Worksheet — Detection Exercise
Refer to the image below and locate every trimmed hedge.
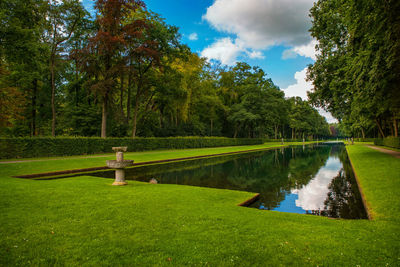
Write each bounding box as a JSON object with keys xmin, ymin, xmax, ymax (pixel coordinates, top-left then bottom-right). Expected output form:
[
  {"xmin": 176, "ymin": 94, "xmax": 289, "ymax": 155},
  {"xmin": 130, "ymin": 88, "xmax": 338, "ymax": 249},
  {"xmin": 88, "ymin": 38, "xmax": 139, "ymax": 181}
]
[
  {"xmin": 0, "ymin": 137, "xmax": 263, "ymax": 159},
  {"xmin": 374, "ymin": 137, "xmax": 400, "ymax": 149},
  {"xmin": 263, "ymin": 139, "xmax": 305, "ymax": 142},
  {"xmin": 354, "ymin": 138, "xmax": 375, "ymax": 142}
]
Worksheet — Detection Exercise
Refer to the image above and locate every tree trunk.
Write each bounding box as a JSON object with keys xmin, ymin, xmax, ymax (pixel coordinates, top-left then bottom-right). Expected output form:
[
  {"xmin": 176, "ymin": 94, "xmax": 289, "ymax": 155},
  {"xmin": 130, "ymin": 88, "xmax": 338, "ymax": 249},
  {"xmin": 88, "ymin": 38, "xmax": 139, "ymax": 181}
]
[
  {"xmin": 234, "ymin": 125, "xmax": 238, "ymax": 138},
  {"xmin": 274, "ymin": 125, "xmax": 278, "ymax": 139},
  {"xmin": 390, "ymin": 120, "xmax": 394, "ymax": 136},
  {"xmin": 210, "ymin": 118, "xmax": 213, "ymax": 136},
  {"xmin": 132, "ymin": 93, "xmax": 140, "ymax": 138},
  {"xmin": 50, "ymin": 57, "xmax": 56, "ymax": 137},
  {"xmin": 291, "ymin": 128, "xmax": 295, "ymax": 140},
  {"xmin": 375, "ymin": 118, "xmax": 385, "ymax": 138},
  {"xmin": 74, "ymin": 58, "xmax": 79, "ymax": 106},
  {"xmin": 101, "ymin": 94, "xmax": 108, "ymax": 138},
  {"xmin": 361, "ymin": 128, "xmax": 365, "ymax": 139},
  {"xmin": 120, "ymin": 69, "xmax": 124, "ymax": 119},
  {"xmin": 31, "ymin": 79, "xmax": 37, "ymax": 137},
  {"xmin": 394, "ymin": 118, "xmax": 398, "ymax": 137},
  {"xmin": 126, "ymin": 71, "xmax": 132, "ymax": 124}
]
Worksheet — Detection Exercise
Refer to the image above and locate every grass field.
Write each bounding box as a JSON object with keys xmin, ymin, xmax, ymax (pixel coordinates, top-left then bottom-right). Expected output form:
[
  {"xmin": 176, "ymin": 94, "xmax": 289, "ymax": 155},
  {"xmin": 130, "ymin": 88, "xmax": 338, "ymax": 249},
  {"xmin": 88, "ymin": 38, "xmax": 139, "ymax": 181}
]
[{"xmin": 0, "ymin": 143, "xmax": 399, "ymax": 266}]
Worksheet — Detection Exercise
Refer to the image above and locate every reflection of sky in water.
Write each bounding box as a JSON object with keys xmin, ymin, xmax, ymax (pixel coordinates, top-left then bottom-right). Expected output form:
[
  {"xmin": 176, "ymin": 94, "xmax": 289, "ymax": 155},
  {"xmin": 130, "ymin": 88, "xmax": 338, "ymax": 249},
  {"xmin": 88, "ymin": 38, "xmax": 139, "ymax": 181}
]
[{"xmin": 274, "ymin": 157, "xmax": 342, "ymax": 212}]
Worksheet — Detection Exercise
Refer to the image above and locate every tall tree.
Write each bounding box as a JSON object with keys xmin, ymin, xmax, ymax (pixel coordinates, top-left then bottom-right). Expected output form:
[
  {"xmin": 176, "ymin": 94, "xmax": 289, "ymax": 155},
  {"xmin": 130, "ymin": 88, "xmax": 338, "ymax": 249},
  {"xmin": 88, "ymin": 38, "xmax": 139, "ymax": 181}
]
[
  {"xmin": 76, "ymin": 0, "xmax": 146, "ymax": 138},
  {"xmin": 45, "ymin": 0, "xmax": 85, "ymax": 136},
  {"xmin": 0, "ymin": 0, "xmax": 47, "ymax": 136},
  {"xmin": 125, "ymin": 10, "xmax": 182, "ymax": 138},
  {"xmin": 308, "ymin": 0, "xmax": 400, "ymax": 137}
]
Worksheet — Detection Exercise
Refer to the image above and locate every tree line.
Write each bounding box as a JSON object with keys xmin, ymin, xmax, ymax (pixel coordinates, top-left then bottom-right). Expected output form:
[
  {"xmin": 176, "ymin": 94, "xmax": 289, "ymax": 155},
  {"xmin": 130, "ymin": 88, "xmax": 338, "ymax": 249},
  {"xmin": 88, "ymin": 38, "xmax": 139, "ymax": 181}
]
[
  {"xmin": 0, "ymin": 0, "xmax": 330, "ymax": 139},
  {"xmin": 308, "ymin": 0, "xmax": 400, "ymax": 138}
]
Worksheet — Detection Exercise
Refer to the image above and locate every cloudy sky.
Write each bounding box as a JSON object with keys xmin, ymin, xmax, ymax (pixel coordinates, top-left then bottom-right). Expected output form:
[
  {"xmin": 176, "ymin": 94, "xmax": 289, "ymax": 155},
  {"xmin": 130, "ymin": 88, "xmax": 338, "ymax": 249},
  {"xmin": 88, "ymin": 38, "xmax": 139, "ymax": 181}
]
[{"xmin": 82, "ymin": 0, "xmax": 336, "ymax": 123}]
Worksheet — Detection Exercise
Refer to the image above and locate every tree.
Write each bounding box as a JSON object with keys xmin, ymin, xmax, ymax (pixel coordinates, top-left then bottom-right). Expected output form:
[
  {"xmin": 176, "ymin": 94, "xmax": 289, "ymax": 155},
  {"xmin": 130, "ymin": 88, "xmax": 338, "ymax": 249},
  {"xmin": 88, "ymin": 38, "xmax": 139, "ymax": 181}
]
[
  {"xmin": 0, "ymin": 65, "xmax": 26, "ymax": 132},
  {"xmin": 0, "ymin": 0, "xmax": 48, "ymax": 136},
  {"xmin": 44, "ymin": 0, "xmax": 85, "ymax": 136},
  {"xmin": 125, "ymin": 10, "xmax": 183, "ymax": 138},
  {"xmin": 76, "ymin": 0, "xmax": 146, "ymax": 138},
  {"xmin": 308, "ymin": 0, "xmax": 400, "ymax": 137}
]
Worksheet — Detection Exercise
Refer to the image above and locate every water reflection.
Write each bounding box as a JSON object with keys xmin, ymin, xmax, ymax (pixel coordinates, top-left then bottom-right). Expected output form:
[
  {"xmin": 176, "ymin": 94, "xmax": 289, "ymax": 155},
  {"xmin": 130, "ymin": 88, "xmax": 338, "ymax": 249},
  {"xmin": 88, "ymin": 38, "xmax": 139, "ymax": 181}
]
[
  {"xmin": 91, "ymin": 143, "xmax": 367, "ymax": 219},
  {"xmin": 293, "ymin": 157, "xmax": 342, "ymax": 211}
]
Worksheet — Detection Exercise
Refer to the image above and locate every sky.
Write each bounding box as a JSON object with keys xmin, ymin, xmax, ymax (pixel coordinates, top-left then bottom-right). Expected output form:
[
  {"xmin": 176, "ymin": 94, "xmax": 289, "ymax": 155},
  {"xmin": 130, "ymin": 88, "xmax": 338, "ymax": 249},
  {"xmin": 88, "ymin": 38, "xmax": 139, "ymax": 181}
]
[{"xmin": 81, "ymin": 0, "xmax": 336, "ymax": 123}]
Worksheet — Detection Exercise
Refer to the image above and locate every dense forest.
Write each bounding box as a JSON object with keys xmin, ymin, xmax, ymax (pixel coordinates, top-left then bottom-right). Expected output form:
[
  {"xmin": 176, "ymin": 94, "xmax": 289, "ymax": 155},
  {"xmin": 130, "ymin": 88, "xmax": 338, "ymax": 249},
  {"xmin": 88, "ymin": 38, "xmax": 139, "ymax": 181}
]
[
  {"xmin": 1, "ymin": 0, "xmax": 331, "ymax": 139},
  {"xmin": 308, "ymin": 0, "xmax": 400, "ymax": 138}
]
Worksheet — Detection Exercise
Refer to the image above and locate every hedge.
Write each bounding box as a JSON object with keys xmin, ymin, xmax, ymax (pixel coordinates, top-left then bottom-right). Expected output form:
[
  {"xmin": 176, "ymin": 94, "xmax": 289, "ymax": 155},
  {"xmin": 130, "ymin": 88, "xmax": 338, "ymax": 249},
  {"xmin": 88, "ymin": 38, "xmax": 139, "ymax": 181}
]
[
  {"xmin": 354, "ymin": 138, "xmax": 375, "ymax": 142},
  {"xmin": 374, "ymin": 137, "xmax": 400, "ymax": 149},
  {"xmin": 262, "ymin": 138, "xmax": 326, "ymax": 143},
  {"xmin": 0, "ymin": 137, "xmax": 263, "ymax": 159}
]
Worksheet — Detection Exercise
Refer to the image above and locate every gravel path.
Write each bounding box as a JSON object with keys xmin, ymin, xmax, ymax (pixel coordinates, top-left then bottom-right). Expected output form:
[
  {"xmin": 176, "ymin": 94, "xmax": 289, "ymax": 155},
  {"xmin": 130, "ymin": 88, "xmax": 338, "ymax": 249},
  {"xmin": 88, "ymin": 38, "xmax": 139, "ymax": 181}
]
[{"xmin": 366, "ymin": 145, "xmax": 400, "ymax": 159}]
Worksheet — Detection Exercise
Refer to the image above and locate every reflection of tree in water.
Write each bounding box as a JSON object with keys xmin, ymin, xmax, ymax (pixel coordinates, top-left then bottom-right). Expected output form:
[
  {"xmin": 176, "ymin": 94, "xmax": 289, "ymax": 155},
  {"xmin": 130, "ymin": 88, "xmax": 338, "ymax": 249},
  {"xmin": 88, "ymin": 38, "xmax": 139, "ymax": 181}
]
[
  {"xmin": 247, "ymin": 144, "xmax": 332, "ymax": 209},
  {"xmin": 317, "ymin": 148, "xmax": 368, "ymax": 219},
  {"xmin": 92, "ymin": 143, "xmax": 366, "ymax": 217}
]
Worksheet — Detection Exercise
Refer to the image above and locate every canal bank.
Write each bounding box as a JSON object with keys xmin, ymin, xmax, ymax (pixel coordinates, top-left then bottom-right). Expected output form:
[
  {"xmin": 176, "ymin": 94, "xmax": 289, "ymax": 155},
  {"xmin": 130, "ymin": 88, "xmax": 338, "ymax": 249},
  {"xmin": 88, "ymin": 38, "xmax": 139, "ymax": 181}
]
[{"xmin": 0, "ymin": 143, "xmax": 398, "ymax": 266}]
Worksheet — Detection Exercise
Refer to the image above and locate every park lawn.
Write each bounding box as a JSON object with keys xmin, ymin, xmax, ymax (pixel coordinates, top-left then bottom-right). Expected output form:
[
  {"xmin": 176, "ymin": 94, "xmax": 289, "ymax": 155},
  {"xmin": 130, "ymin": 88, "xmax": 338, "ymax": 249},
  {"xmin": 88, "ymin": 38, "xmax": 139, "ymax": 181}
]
[
  {"xmin": 0, "ymin": 143, "xmax": 399, "ymax": 266},
  {"xmin": 0, "ymin": 142, "xmax": 311, "ymax": 177}
]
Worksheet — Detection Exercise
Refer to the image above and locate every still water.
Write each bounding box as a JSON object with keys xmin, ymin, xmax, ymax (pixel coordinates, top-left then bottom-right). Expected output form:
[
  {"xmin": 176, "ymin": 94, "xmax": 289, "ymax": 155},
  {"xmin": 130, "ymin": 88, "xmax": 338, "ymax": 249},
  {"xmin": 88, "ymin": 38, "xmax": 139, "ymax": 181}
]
[{"xmin": 92, "ymin": 143, "xmax": 367, "ymax": 219}]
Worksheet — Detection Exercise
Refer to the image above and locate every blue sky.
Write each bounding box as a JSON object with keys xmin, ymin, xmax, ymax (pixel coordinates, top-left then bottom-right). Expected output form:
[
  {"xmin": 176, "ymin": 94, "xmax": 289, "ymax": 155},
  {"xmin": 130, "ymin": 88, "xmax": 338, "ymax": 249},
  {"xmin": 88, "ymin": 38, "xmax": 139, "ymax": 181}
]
[{"xmin": 81, "ymin": 0, "xmax": 336, "ymax": 123}]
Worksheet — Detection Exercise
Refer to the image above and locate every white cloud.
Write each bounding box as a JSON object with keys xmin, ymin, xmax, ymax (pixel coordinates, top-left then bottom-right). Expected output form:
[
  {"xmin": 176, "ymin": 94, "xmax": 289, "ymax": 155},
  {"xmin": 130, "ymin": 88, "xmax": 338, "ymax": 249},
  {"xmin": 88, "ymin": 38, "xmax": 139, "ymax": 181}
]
[
  {"xmin": 188, "ymin": 32, "xmax": 198, "ymax": 41},
  {"xmin": 246, "ymin": 50, "xmax": 265, "ymax": 59},
  {"xmin": 281, "ymin": 49, "xmax": 298, "ymax": 60},
  {"xmin": 292, "ymin": 157, "xmax": 341, "ymax": 211},
  {"xmin": 282, "ymin": 68, "xmax": 311, "ymax": 100},
  {"xmin": 282, "ymin": 39, "xmax": 318, "ymax": 60},
  {"xmin": 203, "ymin": 0, "xmax": 314, "ymax": 50},
  {"xmin": 201, "ymin": 38, "xmax": 242, "ymax": 65},
  {"xmin": 317, "ymin": 108, "xmax": 337, "ymax": 124},
  {"xmin": 200, "ymin": 37, "xmax": 264, "ymax": 65},
  {"xmin": 283, "ymin": 67, "xmax": 338, "ymax": 123}
]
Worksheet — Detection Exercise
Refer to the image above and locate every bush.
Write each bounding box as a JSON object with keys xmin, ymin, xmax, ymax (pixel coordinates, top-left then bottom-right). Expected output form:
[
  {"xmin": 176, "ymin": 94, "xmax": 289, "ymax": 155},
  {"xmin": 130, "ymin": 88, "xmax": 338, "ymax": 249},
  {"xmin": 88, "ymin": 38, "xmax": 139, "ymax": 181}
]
[
  {"xmin": 354, "ymin": 138, "xmax": 375, "ymax": 142},
  {"xmin": 262, "ymin": 138, "xmax": 316, "ymax": 143},
  {"xmin": 374, "ymin": 137, "xmax": 400, "ymax": 148},
  {"xmin": 0, "ymin": 137, "xmax": 263, "ymax": 159}
]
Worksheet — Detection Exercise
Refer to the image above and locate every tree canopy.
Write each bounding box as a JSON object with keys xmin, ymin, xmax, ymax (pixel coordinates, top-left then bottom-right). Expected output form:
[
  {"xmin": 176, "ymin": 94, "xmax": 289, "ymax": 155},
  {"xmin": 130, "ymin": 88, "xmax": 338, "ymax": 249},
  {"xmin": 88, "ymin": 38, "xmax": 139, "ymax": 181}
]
[
  {"xmin": 308, "ymin": 0, "xmax": 400, "ymax": 138},
  {"xmin": 0, "ymin": 0, "xmax": 330, "ymax": 139}
]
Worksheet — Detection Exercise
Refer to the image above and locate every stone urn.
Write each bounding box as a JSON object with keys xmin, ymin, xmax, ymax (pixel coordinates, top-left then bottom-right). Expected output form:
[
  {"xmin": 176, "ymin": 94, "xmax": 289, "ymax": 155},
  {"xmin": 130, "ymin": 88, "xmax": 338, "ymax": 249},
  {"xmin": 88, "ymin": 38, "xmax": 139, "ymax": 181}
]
[{"xmin": 106, "ymin": 147, "xmax": 134, "ymax": 186}]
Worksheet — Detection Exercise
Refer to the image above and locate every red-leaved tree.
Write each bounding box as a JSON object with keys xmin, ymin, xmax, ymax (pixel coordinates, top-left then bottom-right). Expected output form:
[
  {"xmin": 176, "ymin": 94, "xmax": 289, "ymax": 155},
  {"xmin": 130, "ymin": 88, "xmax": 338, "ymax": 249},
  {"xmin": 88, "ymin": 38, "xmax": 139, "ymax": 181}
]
[{"xmin": 75, "ymin": 0, "xmax": 156, "ymax": 138}]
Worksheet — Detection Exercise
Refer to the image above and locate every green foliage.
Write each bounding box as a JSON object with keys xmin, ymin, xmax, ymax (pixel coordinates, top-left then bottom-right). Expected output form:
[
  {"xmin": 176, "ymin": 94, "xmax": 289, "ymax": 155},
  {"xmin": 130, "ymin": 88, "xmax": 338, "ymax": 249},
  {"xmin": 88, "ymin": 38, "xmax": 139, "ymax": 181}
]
[
  {"xmin": 0, "ymin": 1, "xmax": 334, "ymax": 141},
  {"xmin": 308, "ymin": 0, "xmax": 400, "ymax": 138},
  {"xmin": 0, "ymin": 137, "xmax": 263, "ymax": 159},
  {"xmin": 374, "ymin": 137, "xmax": 400, "ymax": 149},
  {"xmin": 353, "ymin": 138, "xmax": 375, "ymax": 142}
]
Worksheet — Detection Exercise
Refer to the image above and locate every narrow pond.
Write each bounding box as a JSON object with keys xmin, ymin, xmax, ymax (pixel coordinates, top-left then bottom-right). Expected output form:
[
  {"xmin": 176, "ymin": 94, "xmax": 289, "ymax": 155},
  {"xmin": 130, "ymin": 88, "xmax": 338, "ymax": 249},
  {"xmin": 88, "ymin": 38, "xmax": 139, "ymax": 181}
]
[{"xmin": 92, "ymin": 143, "xmax": 368, "ymax": 219}]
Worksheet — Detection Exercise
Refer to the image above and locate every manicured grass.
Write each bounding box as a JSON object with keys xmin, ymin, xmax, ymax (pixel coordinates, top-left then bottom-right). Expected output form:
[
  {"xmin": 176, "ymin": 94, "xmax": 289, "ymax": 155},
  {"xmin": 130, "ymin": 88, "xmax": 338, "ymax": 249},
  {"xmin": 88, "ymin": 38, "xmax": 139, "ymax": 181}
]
[
  {"xmin": 0, "ymin": 142, "xmax": 308, "ymax": 177},
  {"xmin": 0, "ymin": 143, "xmax": 398, "ymax": 265},
  {"xmin": 346, "ymin": 145, "xmax": 400, "ymax": 221}
]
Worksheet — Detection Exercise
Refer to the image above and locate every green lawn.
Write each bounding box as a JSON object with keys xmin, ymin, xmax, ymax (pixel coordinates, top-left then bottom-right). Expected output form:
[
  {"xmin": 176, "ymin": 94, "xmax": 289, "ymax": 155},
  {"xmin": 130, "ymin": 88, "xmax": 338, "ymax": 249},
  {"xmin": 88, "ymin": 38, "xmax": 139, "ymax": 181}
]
[{"xmin": 0, "ymin": 143, "xmax": 399, "ymax": 266}]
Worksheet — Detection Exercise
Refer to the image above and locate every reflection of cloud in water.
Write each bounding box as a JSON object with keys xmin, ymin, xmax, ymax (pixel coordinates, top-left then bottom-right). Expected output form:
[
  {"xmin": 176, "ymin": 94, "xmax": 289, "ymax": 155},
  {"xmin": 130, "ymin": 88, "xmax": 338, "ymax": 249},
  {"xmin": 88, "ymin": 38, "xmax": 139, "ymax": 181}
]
[{"xmin": 291, "ymin": 158, "xmax": 342, "ymax": 211}]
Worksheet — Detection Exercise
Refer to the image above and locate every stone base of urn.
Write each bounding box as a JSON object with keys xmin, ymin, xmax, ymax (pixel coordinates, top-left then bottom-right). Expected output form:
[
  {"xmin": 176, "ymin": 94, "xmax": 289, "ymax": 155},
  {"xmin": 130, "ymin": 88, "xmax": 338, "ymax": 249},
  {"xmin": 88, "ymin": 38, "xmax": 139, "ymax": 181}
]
[{"xmin": 106, "ymin": 147, "xmax": 134, "ymax": 186}]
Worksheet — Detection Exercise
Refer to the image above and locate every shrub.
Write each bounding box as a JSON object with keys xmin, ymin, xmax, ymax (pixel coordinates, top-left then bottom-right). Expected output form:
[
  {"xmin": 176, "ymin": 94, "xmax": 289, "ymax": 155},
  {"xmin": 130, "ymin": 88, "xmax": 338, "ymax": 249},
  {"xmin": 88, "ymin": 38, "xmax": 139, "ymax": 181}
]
[
  {"xmin": 0, "ymin": 137, "xmax": 263, "ymax": 159},
  {"xmin": 374, "ymin": 137, "xmax": 399, "ymax": 148},
  {"xmin": 354, "ymin": 138, "xmax": 375, "ymax": 142}
]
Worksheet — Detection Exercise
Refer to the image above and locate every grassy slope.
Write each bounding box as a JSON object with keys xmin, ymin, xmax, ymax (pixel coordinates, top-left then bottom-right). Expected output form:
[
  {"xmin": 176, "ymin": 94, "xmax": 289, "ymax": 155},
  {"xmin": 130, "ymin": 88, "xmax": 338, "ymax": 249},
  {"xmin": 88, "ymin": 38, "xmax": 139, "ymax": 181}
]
[{"xmin": 0, "ymin": 144, "xmax": 399, "ymax": 266}]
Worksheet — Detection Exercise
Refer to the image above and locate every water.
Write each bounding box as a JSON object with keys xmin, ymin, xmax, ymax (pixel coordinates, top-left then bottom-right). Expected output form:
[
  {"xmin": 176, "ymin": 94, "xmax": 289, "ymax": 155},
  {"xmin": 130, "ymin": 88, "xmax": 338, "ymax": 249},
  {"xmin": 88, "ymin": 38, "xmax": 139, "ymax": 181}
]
[{"xmin": 91, "ymin": 143, "xmax": 368, "ymax": 219}]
